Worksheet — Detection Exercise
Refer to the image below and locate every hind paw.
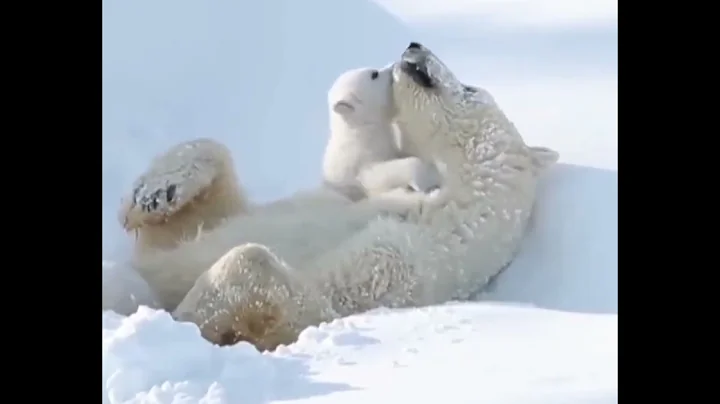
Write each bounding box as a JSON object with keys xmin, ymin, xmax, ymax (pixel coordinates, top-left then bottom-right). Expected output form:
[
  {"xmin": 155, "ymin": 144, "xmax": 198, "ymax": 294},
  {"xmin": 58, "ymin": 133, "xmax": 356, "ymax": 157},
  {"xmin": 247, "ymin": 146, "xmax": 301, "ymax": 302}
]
[
  {"xmin": 174, "ymin": 243, "xmax": 338, "ymax": 351},
  {"xmin": 119, "ymin": 182, "xmax": 181, "ymax": 229},
  {"xmin": 134, "ymin": 183, "xmax": 178, "ymax": 213},
  {"xmin": 173, "ymin": 243, "xmax": 327, "ymax": 351},
  {"xmin": 118, "ymin": 138, "xmax": 229, "ymax": 230}
]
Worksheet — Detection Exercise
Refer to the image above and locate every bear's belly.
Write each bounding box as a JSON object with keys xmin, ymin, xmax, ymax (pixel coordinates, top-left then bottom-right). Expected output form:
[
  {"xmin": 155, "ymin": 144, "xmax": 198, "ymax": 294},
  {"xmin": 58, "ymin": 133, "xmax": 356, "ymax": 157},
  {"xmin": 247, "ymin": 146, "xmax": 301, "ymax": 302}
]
[{"xmin": 134, "ymin": 200, "xmax": 396, "ymax": 310}]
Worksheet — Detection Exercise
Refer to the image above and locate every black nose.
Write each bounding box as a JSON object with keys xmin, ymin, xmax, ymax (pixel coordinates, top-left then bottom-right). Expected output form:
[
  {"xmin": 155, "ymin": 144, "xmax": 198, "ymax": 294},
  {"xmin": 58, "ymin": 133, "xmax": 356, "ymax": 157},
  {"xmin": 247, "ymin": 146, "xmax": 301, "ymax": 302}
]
[{"xmin": 407, "ymin": 42, "xmax": 422, "ymax": 50}]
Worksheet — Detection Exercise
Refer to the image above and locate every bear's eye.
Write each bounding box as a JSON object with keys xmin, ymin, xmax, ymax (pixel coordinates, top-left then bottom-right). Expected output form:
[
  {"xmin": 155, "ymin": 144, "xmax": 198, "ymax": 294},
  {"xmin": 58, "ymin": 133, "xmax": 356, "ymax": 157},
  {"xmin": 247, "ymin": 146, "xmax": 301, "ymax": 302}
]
[{"xmin": 370, "ymin": 70, "xmax": 379, "ymax": 80}]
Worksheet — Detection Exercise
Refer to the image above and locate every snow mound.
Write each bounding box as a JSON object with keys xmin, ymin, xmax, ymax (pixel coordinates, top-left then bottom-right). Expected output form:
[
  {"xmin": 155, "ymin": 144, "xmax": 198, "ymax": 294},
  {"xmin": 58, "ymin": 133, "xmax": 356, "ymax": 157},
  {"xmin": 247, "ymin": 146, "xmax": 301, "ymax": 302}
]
[
  {"xmin": 103, "ymin": 304, "xmax": 617, "ymax": 404},
  {"xmin": 486, "ymin": 164, "xmax": 617, "ymax": 314},
  {"xmin": 103, "ymin": 261, "xmax": 161, "ymax": 315}
]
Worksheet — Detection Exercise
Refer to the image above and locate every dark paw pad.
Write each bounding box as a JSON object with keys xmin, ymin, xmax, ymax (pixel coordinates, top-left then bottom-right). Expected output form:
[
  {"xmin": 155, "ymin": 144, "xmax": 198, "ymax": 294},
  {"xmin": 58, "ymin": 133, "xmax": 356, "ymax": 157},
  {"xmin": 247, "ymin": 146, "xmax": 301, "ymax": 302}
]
[{"xmin": 133, "ymin": 183, "xmax": 178, "ymax": 213}]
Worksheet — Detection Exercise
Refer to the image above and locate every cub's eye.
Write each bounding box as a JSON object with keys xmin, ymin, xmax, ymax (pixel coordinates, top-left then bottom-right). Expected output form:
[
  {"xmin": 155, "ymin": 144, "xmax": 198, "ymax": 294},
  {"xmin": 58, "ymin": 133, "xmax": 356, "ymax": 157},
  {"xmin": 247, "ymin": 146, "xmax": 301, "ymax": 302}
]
[{"xmin": 370, "ymin": 70, "xmax": 379, "ymax": 80}]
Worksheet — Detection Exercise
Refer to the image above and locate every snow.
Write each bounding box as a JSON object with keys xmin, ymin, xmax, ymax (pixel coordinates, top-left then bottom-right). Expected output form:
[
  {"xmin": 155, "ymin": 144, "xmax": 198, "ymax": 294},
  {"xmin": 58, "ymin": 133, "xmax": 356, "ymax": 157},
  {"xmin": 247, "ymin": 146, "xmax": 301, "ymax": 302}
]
[
  {"xmin": 485, "ymin": 164, "xmax": 617, "ymax": 314},
  {"xmin": 102, "ymin": 0, "xmax": 617, "ymax": 403},
  {"xmin": 104, "ymin": 305, "xmax": 616, "ymax": 404},
  {"xmin": 103, "ymin": 261, "xmax": 160, "ymax": 315}
]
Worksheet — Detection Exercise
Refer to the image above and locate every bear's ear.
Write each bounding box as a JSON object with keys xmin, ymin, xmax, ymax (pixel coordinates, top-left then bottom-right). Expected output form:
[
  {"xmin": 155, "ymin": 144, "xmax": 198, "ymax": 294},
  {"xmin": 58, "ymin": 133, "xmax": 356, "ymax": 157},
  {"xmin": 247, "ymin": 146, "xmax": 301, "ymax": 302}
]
[
  {"xmin": 332, "ymin": 100, "xmax": 355, "ymax": 115},
  {"xmin": 529, "ymin": 146, "xmax": 559, "ymax": 172}
]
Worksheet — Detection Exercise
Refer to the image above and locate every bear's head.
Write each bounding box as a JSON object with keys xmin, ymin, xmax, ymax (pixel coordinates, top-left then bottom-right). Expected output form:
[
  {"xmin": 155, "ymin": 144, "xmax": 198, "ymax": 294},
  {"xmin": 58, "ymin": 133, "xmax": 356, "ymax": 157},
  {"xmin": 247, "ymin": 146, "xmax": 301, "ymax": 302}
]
[
  {"xmin": 390, "ymin": 42, "xmax": 558, "ymax": 175},
  {"xmin": 327, "ymin": 66, "xmax": 395, "ymax": 126},
  {"xmin": 392, "ymin": 42, "xmax": 496, "ymax": 117}
]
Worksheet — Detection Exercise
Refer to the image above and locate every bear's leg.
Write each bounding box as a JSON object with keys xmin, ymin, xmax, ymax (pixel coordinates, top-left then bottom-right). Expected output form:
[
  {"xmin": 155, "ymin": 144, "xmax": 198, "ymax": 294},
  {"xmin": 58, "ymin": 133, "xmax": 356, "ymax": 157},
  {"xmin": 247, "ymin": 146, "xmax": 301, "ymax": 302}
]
[
  {"xmin": 119, "ymin": 138, "xmax": 236, "ymax": 231},
  {"xmin": 173, "ymin": 243, "xmax": 338, "ymax": 351}
]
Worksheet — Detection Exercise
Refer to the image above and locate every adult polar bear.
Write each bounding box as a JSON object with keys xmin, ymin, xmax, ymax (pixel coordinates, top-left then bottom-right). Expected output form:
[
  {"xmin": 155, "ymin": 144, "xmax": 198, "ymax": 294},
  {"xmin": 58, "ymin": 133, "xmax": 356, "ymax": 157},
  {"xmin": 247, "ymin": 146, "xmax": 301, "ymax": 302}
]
[
  {"xmin": 118, "ymin": 64, "xmax": 437, "ymax": 311},
  {"xmin": 171, "ymin": 42, "xmax": 559, "ymax": 350}
]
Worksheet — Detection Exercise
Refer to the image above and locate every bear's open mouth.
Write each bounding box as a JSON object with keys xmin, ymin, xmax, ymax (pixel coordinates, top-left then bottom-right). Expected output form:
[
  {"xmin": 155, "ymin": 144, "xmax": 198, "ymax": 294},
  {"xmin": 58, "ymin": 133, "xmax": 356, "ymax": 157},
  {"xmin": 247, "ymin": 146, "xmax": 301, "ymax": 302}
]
[{"xmin": 400, "ymin": 60, "xmax": 434, "ymax": 89}]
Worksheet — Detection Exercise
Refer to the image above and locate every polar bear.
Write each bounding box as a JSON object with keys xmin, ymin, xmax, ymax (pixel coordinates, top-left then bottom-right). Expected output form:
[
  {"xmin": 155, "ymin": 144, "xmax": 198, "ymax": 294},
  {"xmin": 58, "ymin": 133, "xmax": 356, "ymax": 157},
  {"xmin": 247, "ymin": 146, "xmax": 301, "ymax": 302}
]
[
  {"xmin": 172, "ymin": 42, "xmax": 559, "ymax": 350},
  {"xmin": 117, "ymin": 138, "xmax": 401, "ymax": 310},
  {"xmin": 116, "ymin": 64, "xmax": 443, "ymax": 310},
  {"xmin": 323, "ymin": 65, "xmax": 441, "ymax": 201},
  {"xmin": 119, "ymin": 135, "xmax": 430, "ymax": 311}
]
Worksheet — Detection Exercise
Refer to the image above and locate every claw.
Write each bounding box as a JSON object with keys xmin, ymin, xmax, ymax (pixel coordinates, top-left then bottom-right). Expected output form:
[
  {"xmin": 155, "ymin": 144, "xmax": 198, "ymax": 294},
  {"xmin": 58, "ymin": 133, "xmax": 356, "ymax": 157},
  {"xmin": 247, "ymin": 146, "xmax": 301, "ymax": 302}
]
[
  {"xmin": 166, "ymin": 184, "xmax": 177, "ymax": 203},
  {"xmin": 133, "ymin": 183, "xmax": 179, "ymax": 214}
]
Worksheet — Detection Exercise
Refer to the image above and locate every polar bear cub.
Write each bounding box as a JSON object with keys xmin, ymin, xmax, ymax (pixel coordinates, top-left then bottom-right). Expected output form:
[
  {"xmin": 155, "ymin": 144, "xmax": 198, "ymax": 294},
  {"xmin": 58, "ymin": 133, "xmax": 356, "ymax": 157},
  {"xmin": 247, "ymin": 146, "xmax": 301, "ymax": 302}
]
[{"xmin": 323, "ymin": 65, "xmax": 440, "ymax": 201}]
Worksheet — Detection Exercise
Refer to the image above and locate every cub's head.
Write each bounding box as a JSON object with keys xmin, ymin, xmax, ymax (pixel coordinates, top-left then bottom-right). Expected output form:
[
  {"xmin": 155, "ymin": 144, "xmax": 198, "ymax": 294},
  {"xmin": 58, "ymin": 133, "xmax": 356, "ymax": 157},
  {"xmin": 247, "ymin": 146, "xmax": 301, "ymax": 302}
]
[{"xmin": 328, "ymin": 66, "xmax": 395, "ymax": 125}]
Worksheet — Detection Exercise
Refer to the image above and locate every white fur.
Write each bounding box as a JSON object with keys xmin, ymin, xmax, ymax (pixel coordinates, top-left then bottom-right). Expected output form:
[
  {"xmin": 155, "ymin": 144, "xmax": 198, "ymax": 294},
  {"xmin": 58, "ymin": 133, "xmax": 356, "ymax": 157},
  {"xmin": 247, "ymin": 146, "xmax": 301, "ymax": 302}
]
[
  {"xmin": 117, "ymin": 138, "xmax": 415, "ymax": 312},
  {"xmin": 323, "ymin": 66, "xmax": 440, "ymax": 200},
  {"xmin": 172, "ymin": 44, "xmax": 559, "ymax": 350},
  {"xmin": 132, "ymin": 193, "xmax": 413, "ymax": 311}
]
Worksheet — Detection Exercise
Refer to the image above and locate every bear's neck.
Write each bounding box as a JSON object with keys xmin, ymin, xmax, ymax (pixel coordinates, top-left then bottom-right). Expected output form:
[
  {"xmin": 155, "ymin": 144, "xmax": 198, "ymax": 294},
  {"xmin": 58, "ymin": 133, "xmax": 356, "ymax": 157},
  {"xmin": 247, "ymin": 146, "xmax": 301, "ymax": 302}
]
[{"xmin": 424, "ymin": 106, "xmax": 527, "ymax": 206}]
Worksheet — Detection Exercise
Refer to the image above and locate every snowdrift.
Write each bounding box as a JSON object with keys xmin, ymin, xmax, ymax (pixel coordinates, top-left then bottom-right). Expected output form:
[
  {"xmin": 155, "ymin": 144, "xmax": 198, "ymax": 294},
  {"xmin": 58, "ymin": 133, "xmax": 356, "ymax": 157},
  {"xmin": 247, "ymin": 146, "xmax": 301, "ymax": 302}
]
[
  {"xmin": 486, "ymin": 163, "xmax": 617, "ymax": 314},
  {"xmin": 103, "ymin": 304, "xmax": 617, "ymax": 404}
]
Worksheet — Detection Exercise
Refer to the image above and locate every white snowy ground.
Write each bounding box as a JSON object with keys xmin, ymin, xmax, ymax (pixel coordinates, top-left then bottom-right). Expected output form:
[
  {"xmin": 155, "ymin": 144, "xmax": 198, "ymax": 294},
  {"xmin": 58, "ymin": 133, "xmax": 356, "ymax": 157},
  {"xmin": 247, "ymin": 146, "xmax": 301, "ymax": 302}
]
[{"xmin": 102, "ymin": 0, "xmax": 618, "ymax": 403}]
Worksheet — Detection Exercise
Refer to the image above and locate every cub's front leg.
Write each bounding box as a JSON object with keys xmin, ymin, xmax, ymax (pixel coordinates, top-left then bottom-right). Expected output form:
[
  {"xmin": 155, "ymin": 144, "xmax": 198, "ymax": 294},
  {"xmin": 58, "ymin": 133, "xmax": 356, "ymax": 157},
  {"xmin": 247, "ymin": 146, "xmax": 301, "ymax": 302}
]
[{"xmin": 357, "ymin": 156, "xmax": 441, "ymax": 196}]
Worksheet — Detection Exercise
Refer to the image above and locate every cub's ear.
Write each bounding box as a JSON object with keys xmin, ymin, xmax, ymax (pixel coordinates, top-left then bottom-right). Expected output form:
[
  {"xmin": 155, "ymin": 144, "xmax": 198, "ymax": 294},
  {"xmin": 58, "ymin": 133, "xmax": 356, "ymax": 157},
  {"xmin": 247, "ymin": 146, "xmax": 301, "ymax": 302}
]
[
  {"xmin": 529, "ymin": 146, "xmax": 560, "ymax": 172},
  {"xmin": 332, "ymin": 100, "xmax": 355, "ymax": 115}
]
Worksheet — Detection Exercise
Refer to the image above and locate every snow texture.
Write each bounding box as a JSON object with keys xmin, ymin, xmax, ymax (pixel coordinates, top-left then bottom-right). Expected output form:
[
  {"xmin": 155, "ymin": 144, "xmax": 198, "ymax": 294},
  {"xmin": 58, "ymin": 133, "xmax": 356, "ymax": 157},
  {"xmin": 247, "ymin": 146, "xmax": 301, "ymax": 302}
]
[
  {"xmin": 485, "ymin": 163, "xmax": 617, "ymax": 314},
  {"xmin": 102, "ymin": 0, "xmax": 617, "ymax": 403},
  {"xmin": 102, "ymin": 261, "xmax": 160, "ymax": 315},
  {"xmin": 104, "ymin": 304, "xmax": 617, "ymax": 404}
]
